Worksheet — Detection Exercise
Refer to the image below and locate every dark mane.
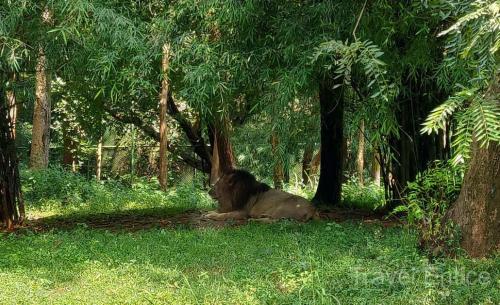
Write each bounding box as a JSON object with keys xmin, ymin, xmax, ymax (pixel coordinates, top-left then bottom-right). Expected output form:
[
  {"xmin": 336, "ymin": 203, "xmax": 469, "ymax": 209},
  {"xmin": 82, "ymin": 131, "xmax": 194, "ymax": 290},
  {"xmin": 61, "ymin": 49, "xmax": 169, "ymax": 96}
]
[{"xmin": 227, "ymin": 169, "xmax": 270, "ymax": 209}]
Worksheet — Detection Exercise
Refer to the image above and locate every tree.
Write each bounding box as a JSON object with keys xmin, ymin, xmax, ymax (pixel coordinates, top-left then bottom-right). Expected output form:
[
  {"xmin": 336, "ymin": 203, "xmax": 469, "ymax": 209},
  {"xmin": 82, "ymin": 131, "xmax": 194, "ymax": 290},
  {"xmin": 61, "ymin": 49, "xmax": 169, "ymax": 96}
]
[
  {"xmin": 30, "ymin": 6, "xmax": 53, "ymax": 169},
  {"xmin": 422, "ymin": 0, "xmax": 499, "ymax": 257},
  {"xmin": 313, "ymin": 79, "xmax": 345, "ymax": 205},
  {"xmin": 0, "ymin": 84, "xmax": 25, "ymax": 229},
  {"xmin": 159, "ymin": 43, "xmax": 170, "ymax": 191},
  {"xmin": 356, "ymin": 120, "xmax": 365, "ymax": 185}
]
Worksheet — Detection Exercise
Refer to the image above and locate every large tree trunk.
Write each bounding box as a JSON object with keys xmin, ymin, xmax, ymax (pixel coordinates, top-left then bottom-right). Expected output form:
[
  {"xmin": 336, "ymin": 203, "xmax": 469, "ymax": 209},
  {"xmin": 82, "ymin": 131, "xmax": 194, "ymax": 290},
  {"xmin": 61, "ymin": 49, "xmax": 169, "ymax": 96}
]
[
  {"xmin": 158, "ymin": 43, "xmax": 170, "ymax": 191},
  {"xmin": 209, "ymin": 120, "xmax": 235, "ymax": 185},
  {"xmin": 30, "ymin": 47, "xmax": 51, "ymax": 169},
  {"xmin": 0, "ymin": 84, "xmax": 25, "ymax": 229},
  {"xmin": 356, "ymin": 120, "xmax": 365, "ymax": 186},
  {"xmin": 313, "ymin": 80, "xmax": 344, "ymax": 205},
  {"xmin": 445, "ymin": 140, "xmax": 500, "ymax": 257},
  {"xmin": 271, "ymin": 132, "xmax": 284, "ymax": 189}
]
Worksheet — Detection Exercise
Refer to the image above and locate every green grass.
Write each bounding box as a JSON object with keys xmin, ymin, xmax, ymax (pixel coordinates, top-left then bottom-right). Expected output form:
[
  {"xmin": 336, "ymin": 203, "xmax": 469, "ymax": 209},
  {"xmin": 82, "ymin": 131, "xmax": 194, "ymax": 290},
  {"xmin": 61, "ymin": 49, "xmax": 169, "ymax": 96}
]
[
  {"xmin": 1, "ymin": 221, "xmax": 498, "ymax": 304},
  {"xmin": 1, "ymin": 167, "xmax": 498, "ymax": 304}
]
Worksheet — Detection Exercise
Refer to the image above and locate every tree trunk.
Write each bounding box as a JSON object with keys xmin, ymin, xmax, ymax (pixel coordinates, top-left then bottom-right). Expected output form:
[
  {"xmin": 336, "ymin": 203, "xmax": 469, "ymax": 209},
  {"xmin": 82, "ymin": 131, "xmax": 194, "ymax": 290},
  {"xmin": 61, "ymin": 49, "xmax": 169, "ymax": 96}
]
[
  {"xmin": 158, "ymin": 43, "xmax": 170, "ymax": 191},
  {"xmin": 30, "ymin": 47, "xmax": 51, "ymax": 169},
  {"xmin": 0, "ymin": 84, "xmax": 25, "ymax": 229},
  {"xmin": 302, "ymin": 145, "xmax": 314, "ymax": 186},
  {"xmin": 62, "ymin": 128, "xmax": 78, "ymax": 172},
  {"xmin": 372, "ymin": 151, "xmax": 381, "ymax": 187},
  {"xmin": 313, "ymin": 80, "xmax": 344, "ymax": 205},
  {"xmin": 6, "ymin": 74, "xmax": 17, "ymax": 139},
  {"xmin": 209, "ymin": 121, "xmax": 235, "ymax": 185},
  {"xmin": 96, "ymin": 136, "xmax": 103, "ymax": 181},
  {"xmin": 445, "ymin": 140, "xmax": 500, "ymax": 257},
  {"xmin": 310, "ymin": 149, "xmax": 321, "ymax": 177},
  {"xmin": 271, "ymin": 132, "xmax": 284, "ymax": 189},
  {"xmin": 357, "ymin": 120, "xmax": 365, "ymax": 186}
]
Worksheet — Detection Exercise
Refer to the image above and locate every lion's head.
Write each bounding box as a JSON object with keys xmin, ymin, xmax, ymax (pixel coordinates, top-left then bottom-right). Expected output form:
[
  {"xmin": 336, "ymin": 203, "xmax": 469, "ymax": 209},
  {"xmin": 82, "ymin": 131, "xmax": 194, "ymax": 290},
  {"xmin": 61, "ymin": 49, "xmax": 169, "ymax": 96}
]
[{"xmin": 210, "ymin": 169, "xmax": 270, "ymax": 212}]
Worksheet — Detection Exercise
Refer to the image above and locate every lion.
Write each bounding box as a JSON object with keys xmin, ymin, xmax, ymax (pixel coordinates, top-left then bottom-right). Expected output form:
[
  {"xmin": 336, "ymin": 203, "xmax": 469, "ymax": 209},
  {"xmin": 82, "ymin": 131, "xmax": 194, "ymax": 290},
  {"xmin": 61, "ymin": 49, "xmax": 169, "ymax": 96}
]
[{"xmin": 204, "ymin": 169, "xmax": 316, "ymax": 221}]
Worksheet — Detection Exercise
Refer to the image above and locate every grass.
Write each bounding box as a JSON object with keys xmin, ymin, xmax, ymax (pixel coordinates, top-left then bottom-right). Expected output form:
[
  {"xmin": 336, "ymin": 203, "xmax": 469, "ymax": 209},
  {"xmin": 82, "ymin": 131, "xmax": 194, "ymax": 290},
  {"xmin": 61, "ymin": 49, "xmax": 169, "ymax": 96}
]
[
  {"xmin": 0, "ymin": 167, "xmax": 498, "ymax": 304},
  {"xmin": 1, "ymin": 221, "xmax": 498, "ymax": 305}
]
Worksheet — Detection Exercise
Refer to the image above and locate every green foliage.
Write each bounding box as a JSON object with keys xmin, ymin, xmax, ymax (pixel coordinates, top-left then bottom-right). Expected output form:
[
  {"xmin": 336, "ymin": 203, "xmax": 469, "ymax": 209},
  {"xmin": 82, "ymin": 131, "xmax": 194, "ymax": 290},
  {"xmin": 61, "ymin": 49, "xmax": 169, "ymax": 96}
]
[
  {"xmin": 394, "ymin": 161, "xmax": 463, "ymax": 256},
  {"xmin": 342, "ymin": 176, "xmax": 385, "ymax": 210},
  {"xmin": 1, "ymin": 219, "xmax": 498, "ymax": 304},
  {"xmin": 21, "ymin": 166, "xmax": 215, "ymax": 217},
  {"xmin": 423, "ymin": 0, "xmax": 500, "ymax": 163}
]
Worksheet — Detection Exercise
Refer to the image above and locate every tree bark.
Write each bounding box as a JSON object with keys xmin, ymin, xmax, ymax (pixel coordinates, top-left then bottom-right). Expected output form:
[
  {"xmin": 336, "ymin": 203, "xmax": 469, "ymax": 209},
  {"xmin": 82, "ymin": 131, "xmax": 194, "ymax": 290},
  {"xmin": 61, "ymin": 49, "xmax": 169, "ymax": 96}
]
[
  {"xmin": 357, "ymin": 120, "xmax": 365, "ymax": 186},
  {"xmin": 0, "ymin": 84, "xmax": 25, "ymax": 229},
  {"xmin": 302, "ymin": 145, "xmax": 314, "ymax": 186},
  {"xmin": 62, "ymin": 128, "xmax": 78, "ymax": 172},
  {"xmin": 271, "ymin": 132, "xmax": 284, "ymax": 189},
  {"xmin": 96, "ymin": 136, "xmax": 103, "ymax": 181},
  {"xmin": 209, "ymin": 122, "xmax": 235, "ymax": 185},
  {"xmin": 158, "ymin": 43, "xmax": 170, "ymax": 191},
  {"xmin": 372, "ymin": 151, "xmax": 381, "ymax": 187},
  {"xmin": 445, "ymin": 140, "xmax": 500, "ymax": 257},
  {"xmin": 30, "ymin": 47, "xmax": 51, "ymax": 169},
  {"xmin": 6, "ymin": 74, "xmax": 17, "ymax": 139},
  {"xmin": 313, "ymin": 80, "xmax": 344, "ymax": 205}
]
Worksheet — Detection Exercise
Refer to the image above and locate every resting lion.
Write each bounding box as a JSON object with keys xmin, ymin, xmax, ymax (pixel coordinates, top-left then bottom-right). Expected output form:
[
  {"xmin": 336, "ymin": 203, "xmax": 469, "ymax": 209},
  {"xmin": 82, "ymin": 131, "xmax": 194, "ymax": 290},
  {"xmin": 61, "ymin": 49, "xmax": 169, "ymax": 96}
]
[{"xmin": 205, "ymin": 169, "xmax": 316, "ymax": 221}]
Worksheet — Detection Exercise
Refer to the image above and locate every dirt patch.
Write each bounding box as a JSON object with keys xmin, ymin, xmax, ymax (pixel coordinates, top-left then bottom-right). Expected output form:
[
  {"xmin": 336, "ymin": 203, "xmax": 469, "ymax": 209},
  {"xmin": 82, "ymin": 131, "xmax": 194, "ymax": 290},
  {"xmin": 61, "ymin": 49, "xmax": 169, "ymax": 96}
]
[{"xmin": 3, "ymin": 208, "xmax": 400, "ymax": 233}]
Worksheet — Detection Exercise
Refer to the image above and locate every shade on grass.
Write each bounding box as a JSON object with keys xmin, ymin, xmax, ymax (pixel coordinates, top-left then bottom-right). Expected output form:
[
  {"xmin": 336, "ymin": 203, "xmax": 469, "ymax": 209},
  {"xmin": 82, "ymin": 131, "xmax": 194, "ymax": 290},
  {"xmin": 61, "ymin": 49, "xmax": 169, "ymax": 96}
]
[{"xmin": 1, "ymin": 220, "xmax": 498, "ymax": 305}]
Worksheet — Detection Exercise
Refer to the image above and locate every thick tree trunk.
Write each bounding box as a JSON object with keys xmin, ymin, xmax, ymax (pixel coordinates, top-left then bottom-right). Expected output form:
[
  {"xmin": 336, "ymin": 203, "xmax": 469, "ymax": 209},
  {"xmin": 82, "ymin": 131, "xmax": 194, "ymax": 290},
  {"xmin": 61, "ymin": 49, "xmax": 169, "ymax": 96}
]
[
  {"xmin": 313, "ymin": 80, "xmax": 344, "ymax": 205},
  {"xmin": 158, "ymin": 43, "xmax": 170, "ymax": 191},
  {"xmin": 302, "ymin": 145, "xmax": 314, "ymax": 186},
  {"xmin": 0, "ymin": 85, "xmax": 25, "ymax": 229},
  {"xmin": 30, "ymin": 47, "xmax": 51, "ymax": 169},
  {"xmin": 96, "ymin": 136, "xmax": 103, "ymax": 181},
  {"xmin": 445, "ymin": 140, "xmax": 500, "ymax": 257},
  {"xmin": 271, "ymin": 133, "xmax": 284, "ymax": 189},
  {"xmin": 357, "ymin": 120, "xmax": 365, "ymax": 186},
  {"xmin": 209, "ymin": 121, "xmax": 235, "ymax": 185},
  {"xmin": 372, "ymin": 151, "xmax": 381, "ymax": 187}
]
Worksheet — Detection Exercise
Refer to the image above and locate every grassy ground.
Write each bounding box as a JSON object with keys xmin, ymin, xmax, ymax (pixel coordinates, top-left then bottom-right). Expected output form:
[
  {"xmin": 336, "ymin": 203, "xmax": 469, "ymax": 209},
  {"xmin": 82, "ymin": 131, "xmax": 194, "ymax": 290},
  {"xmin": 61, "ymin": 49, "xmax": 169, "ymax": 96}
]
[{"xmin": 0, "ymin": 168, "xmax": 498, "ymax": 304}]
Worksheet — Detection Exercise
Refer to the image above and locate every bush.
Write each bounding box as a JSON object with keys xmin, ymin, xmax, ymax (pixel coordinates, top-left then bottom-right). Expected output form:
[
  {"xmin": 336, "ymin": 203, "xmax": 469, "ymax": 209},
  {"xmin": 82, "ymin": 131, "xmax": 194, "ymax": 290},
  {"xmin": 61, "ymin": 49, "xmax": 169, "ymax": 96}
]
[
  {"xmin": 395, "ymin": 161, "xmax": 463, "ymax": 256},
  {"xmin": 21, "ymin": 165, "xmax": 215, "ymax": 216},
  {"xmin": 342, "ymin": 176, "xmax": 385, "ymax": 210}
]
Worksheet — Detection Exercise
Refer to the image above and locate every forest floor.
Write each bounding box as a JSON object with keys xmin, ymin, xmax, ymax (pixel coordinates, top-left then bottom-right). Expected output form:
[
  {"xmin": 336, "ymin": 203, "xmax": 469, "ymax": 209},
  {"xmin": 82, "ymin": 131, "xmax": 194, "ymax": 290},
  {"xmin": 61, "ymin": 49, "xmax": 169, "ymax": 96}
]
[
  {"xmin": 1, "ymin": 206, "xmax": 498, "ymax": 305},
  {"xmin": 20, "ymin": 207, "xmax": 399, "ymax": 233},
  {"xmin": 2, "ymin": 169, "xmax": 498, "ymax": 304}
]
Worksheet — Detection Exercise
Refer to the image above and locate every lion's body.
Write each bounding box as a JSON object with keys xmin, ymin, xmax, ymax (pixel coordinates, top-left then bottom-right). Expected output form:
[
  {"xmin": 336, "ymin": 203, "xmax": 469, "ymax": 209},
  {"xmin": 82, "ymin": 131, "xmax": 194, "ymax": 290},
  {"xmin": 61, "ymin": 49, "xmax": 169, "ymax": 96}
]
[{"xmin": 206, "ymin": 169, "xmax": 316, "ymax": 221}]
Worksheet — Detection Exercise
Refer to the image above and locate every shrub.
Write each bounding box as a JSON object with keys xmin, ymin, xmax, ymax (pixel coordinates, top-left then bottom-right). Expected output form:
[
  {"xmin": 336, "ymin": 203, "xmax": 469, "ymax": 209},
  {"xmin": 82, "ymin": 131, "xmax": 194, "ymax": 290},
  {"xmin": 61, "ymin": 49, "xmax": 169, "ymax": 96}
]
[
  {"xmin": 342, "ymin": 176, "xmax": 385, "ymax": 210},
  {"xmin": 395, "ymin": 161, "xmax": 463, "ymax": 256}
]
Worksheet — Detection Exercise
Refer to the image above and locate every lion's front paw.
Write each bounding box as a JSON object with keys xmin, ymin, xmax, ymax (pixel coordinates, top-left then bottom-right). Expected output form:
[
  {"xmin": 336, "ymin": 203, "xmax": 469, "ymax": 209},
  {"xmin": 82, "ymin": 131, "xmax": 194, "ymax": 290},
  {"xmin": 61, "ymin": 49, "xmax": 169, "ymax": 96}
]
[{"xmin": 202, "ymin": 211, "xmax": 220, "ymax": 220}]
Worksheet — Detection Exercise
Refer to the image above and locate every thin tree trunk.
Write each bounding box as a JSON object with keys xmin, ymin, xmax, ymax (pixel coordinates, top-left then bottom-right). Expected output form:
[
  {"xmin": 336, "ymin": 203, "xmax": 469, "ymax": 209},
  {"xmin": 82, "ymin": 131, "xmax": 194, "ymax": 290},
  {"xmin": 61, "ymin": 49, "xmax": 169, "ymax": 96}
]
[
  {"xmin": 445, "ymin": 140, "xmax": 500, "ymax": 257},
  {"xmin": 372, "ymin": 151, "xmax": 381, "ymax": 187},
  {"xmin": 158, "ymin": 43, "xmax": 170, "ymax": 191},
  {"xmin": 62, "ymin": 128, "xmax": 78, "ymax": 172},
  {"xmin": 313, "ymin": 79, "xmax": 344, "ymax": 205},
  {"xmin": 1, "ymin": 84, "xmax": 25, "ymax": 229},
  {"xmin": 310, "ymin": 149, "xmax": 321, "ymax": 177},
  {"xmin": 271, "ymin": 132, "xmax": 284, "ymax": 189},
  {"xmin": 302, "ymin": 145, "xmax": 314, "ymax": 186},
  {"xmin": 96, "ymin": 136, "xmax": 103, "ymax": 181},
  {"xmin": 30, "ymin": 47, "xmax": 51, "ymax": 169},
  {"xmin": 357, "ymin": 120, "xmax": 365, "ymax": 186},
  {"xmin": 6, "ymin": 74, "xmax": 17, "ymax": 139}
]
